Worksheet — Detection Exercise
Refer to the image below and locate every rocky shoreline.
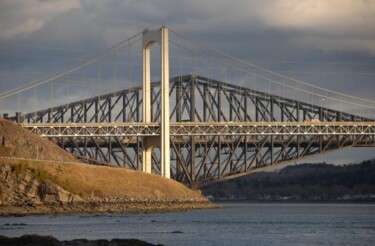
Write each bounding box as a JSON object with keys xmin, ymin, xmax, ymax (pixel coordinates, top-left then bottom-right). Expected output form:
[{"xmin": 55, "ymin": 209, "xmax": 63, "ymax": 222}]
[
  {"xmin": 0, "ymin": 200, "xmax": 217, "ymax": 217},
  {"xmin": 0, "ymin": 160, "xmax": 217, "ymax": 216},
  {"xmin": 0, "ymin": 118, "xmax": 217, "ymax": 217},
  {"xmin": 0, "ymin": 161, "xmax": 217, "ymax": 216},
  {"xmin": 0, "ymin": 234, "xmax": 159, "ymax": 246}
]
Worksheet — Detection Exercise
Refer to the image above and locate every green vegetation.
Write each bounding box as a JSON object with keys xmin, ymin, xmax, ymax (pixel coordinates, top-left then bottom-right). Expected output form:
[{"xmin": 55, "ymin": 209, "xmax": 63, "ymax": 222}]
[
  {"xmin": 0, "ymin": 146, "xmax": 9, "ymax": 156},
  {"xmin": 201, "ymin": 159, "xmax": 375, "ymax": 201},
  {"xmin": 11, "ymin": 161, "xmax": 29, "ymax": 179},
  {"xmin": 8, "ymin": 161, "xmax": 76, "ymax": 195},
  {"xmin": 31, "ymin": 165, "xmax": 49, "ymax": 182},
  {"xmin": 62, "ymin": 178, "xmax": 74, "ymax": 194},
  {"xmin": 56, "ymin": 165, "xmax": 63, "ymax": 174}
]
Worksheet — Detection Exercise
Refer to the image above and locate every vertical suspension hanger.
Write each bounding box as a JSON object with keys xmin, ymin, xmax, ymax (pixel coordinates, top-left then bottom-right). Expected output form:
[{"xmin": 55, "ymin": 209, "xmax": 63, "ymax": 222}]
[
  {"xmin": 17, "ymin": 92, "xmax": 20, "ymax": 115},
  {"xmin": 194, "ymin": 40, "xmax": 198, "ymax": 78},
  {"xmin": 50, "ymin": 80, "xmax": 53, "ymax": 109},
  {"xmin": 112, "ymin": 48, "xmax": 117, "ymax": 94},
  {"xmin": 179, "ymin": 41, "xmax": 182, "ymax": 81},
  {"xmin": 34, "ymin": 86, "xmax": 37, "ymax": 121},
  {"xmin": 311, "ymin": 87, "xmax": 314, "ymax": 118},
  {"xmin": 65, "ymin": 74, "xmax": 70, "ymax": 118},
  {"xmin": 254, "ymin": 66, "xmax": 257, "ymax": 95},
  {"xmin": 178, "ymin": 42, "xmax": 183, "ymax": 119},
  {"xmin": 81, "ymin": 64, "xmax": 86, "ymax": 112},
  {"xmin": 97, "ymin": 52, "xmax": 101, "ymax": 101},
  {"xmin": 268, "ymin": 72, "xmax": 271, "ymax": 122},
  {"xmin": 128, "ymin": 38, "xmax": 132, "ymax": 88}
]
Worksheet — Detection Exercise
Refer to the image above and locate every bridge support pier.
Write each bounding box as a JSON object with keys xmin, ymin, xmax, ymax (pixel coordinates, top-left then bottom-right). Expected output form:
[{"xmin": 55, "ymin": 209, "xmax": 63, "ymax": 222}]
[{"xmin": 142, "ymin": 27, "xmax": 170, "ymax": 178}]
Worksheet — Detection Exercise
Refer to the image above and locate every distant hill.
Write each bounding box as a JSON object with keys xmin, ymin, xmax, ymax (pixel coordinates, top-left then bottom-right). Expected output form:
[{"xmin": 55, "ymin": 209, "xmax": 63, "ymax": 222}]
[
  {"xmin": 201, "ymin": 159, "xmax": 375, "ymax": 201},
  {"xmin": 0, "ymin": 119, "xmax": 212, "ymax": 215}
]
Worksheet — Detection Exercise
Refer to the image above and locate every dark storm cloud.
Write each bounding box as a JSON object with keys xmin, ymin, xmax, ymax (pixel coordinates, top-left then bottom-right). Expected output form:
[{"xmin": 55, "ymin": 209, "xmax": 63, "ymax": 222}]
[
  {"xmin": 1, "ymin": 0, "xmax": 375, "ymax": 100},
  {"xmin": 0, "ymin": 0, "xmax": 80, "ymax": 40},
  {"xmin": 2, "ymin": 0, "xmax": 375, "ymax": 49}
]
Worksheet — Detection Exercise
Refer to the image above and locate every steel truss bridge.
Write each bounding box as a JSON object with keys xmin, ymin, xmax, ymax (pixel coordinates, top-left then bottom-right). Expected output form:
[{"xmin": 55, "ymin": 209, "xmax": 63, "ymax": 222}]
[{"xmin": 14, "ymin": 74, "xmax": 375, "ymax": 186}]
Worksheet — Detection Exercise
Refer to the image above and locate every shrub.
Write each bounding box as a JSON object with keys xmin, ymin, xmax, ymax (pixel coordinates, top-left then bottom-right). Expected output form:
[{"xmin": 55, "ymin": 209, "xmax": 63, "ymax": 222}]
[
  {"xmin": 13, "ymin": 161, "xmax": 29, "ymax": 179},
  {"xmin": 32, "ymin": 166, "xmax": 48, "ymax": 182}
]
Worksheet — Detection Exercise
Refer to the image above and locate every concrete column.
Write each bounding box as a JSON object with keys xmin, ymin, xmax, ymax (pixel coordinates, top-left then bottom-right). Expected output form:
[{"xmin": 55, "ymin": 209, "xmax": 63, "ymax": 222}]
[
  {"xmin": 142, "ymin": 30, "xmax": 152, "ymax": 174},
  {"xmin": 160, "ymin": 28, "xmax": 170, "ymax": 178},
  {"xmin": 142, "ymin": 27, "xmax": 170, "ymax": 178}
]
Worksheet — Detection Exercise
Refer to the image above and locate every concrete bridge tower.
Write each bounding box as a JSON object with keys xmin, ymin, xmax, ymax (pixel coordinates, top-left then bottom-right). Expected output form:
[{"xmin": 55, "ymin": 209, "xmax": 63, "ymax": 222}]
[{"xmin": 142, "ymin": 27, "xmax": 170, "ymax": 178}]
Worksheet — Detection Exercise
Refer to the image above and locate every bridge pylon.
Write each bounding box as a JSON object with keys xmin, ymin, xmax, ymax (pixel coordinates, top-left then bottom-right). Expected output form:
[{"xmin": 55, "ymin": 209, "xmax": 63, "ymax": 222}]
[{"xmin": 142, "ymin": 27, "xmax": 170, "ymax": 178}]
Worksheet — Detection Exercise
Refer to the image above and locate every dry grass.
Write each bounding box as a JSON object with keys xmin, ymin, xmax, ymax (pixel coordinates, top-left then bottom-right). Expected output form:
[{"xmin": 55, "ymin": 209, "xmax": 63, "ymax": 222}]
[
  {"xmin": 4, "ymin": 160, "xmax": 202, "ymax": 200},
  {"xmin": 0, "ymin": 119, "xmax": 204, "ymax": 201},
  {"xmin": 0, "ymin": 119, "xmax": 77, "ymax": 162}
]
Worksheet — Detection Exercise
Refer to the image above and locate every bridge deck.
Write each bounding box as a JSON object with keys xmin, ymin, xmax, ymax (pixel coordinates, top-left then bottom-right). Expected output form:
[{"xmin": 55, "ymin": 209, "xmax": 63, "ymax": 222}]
[{"xmin": 21, "ymin": 121, "xmax": 375, "ymax": 137}]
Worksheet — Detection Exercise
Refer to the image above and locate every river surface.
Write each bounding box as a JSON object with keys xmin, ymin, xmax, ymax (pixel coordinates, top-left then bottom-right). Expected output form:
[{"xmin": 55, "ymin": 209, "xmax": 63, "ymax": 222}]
[{"xmin": 0, "ymin": 203, "xmax": 374, "ymax": 246}]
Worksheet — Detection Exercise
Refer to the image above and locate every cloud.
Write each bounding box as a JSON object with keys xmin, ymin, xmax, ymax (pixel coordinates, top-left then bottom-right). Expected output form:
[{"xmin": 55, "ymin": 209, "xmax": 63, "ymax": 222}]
[
  {"xmin": 262, "ymin": 0, "xmax": 375, "ymax": 53},
  {"xmin": 263, "ymin": 0, "xmax": 375, "ymax": 32},
  {"xmin": 3, "ymin": 0, "xmax": 373, "ymax": 55},
  {"xmin": 1, "ymin": 0, "xmax": 375, "ymax": 90},
  {"xmin": 0, "ymin": 0, "xmax": 80, "ymax": 40},
  {"xmin": 291, "ymin": 36, "xmax": 375, "ymax": 55}
]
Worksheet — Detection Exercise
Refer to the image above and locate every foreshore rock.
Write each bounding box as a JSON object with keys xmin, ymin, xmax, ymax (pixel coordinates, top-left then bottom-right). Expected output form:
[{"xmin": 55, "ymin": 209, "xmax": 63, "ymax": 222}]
[
  {"xmin": 0, "ymin": 200, "xmax": 215, "ymax": 217},
  {"xmin": 0, "ymin": 163, "xmax": 83, "ymax": 207},
  {"xmin": 0, "ymin": 162, "xmax": 216, "ymax": 216},
  {"xmin": 0, "ymin": 235, "xmax": 160, "ymax": 246}
]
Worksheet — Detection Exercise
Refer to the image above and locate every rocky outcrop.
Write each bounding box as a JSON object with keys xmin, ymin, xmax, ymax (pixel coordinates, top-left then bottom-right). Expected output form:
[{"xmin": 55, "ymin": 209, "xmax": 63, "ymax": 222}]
[
  {"xmin": 0, "ymin": 235, "xmax": 159, "ymax": 246},
  {"xmin": 0, "ymin": 163, "xmax": 83, "ymax": 207},
  {"xmin": 0, "ymin": 118, "xmax": 216, "ymax": 216},
  {"xmin": 0, "ymin": 162, "xmax": 216, "ymax": 216}
]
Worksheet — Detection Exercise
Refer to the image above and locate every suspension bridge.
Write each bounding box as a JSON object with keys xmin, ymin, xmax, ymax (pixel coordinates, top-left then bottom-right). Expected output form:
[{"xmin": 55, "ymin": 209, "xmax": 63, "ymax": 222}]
[{"xmin": 1, "ymin": 27, "xmax": 374, "ymax": 187}]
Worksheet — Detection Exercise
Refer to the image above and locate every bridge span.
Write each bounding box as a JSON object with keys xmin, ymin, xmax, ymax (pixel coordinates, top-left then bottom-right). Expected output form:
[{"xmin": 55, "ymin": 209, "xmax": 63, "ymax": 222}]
[
  {"xmin": 9, "ymin": 72, "xmax": 375, "ymax": 186},
  {"xmin": 22, "ymin": 121, "xmax": 375, "ymax": 137},
  {"xmin": 18, "ymin": 119, "xmax": 375, "ymax": 186},
  {"xmin": 2, "ymin": 27, "xmax": 375, "ymax": 186}
]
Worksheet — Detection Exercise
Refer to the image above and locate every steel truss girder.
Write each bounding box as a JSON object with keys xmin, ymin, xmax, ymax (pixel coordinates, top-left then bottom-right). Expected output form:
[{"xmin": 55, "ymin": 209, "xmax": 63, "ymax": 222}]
[
  {"xmin": 19, "ymin": 75, "xmax": 372, "ymax": 124},
  {"xmin": 14, "ymin": 75, "xmax": 375, "ymax": 186},
  {"xmin": 22, "ymin": 122, "xmax": 375, "ymax": 137}
]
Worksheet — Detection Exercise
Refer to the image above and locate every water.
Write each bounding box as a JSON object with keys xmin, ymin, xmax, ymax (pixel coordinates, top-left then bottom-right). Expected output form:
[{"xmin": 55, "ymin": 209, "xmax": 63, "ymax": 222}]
[{"xmin": 0, "ymin": 203, "xmax": 374, "ymax": 246}]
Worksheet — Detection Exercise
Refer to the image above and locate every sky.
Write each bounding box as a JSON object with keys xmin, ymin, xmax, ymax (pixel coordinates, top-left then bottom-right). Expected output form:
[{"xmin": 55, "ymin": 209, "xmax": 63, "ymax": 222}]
[{"xmin": 0, "ymin": 0, "xmax": 374, "ymax": 164}]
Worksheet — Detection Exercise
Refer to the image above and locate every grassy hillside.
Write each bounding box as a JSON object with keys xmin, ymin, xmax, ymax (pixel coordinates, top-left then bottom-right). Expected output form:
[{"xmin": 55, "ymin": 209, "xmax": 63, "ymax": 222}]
[
  {"xmin": 0, "ymin": 118, "xmax": 210, "ymax": 215},
  {"xmin": 0, "ymin": 119, "xmax": 77, "ymax": 162},
  {"xmin": 1, "ymin": 159, "xmax": 204, "ymax": 201}
]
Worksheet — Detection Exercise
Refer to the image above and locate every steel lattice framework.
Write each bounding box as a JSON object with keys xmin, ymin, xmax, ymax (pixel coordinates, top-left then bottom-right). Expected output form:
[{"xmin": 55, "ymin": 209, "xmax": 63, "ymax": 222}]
[
  {"xmin": 14, "ymin": 75, "xmax": 375, "ymax": 186},
  {"xmin": 22, "ymin": 121, "xmax": 375, "ymax": 137}
]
